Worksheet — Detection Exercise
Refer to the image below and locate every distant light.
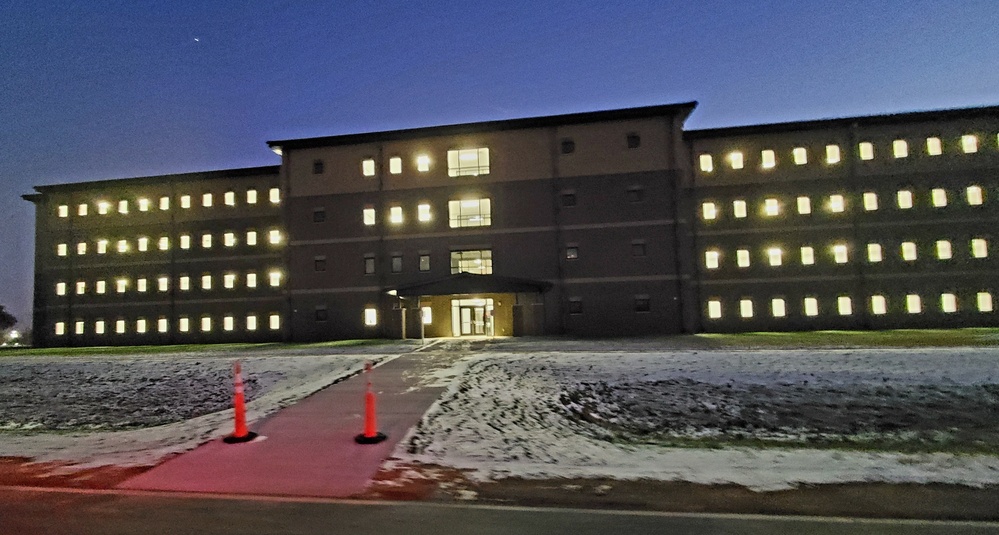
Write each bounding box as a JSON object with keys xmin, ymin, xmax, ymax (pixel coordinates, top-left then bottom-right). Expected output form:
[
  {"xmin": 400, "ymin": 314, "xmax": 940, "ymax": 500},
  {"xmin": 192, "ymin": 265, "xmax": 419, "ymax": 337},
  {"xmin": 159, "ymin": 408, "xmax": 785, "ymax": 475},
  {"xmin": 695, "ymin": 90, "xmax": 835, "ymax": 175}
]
[
  {"xmin": 271, "ymin": 146, "xmax": 283, "ymax": 156},
  {"xmin": 8, "ymin": 330, "xmax": 19, "ymax": 340},
  {"xmin": 387, "ymin": 290, "xmax": 398, "ymax": 296}
]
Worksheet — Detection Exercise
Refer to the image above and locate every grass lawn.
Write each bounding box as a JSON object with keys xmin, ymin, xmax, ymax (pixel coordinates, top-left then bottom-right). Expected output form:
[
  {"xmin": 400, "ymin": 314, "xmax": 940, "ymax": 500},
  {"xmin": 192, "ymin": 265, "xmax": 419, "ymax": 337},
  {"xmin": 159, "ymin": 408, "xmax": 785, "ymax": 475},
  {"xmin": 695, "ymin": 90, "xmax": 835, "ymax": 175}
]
[{"xmin": 694, "ymin": 328, "xmax": 999, "ymax": 349}]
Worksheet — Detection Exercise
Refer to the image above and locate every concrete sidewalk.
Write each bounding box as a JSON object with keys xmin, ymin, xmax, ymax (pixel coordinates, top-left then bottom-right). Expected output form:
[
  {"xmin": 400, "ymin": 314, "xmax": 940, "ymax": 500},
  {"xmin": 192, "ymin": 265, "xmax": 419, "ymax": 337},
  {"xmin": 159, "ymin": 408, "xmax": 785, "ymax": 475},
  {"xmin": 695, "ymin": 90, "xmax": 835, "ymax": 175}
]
[{"xmin": 118, "ymin": 351, "xmax": 448, "ymax": 498}]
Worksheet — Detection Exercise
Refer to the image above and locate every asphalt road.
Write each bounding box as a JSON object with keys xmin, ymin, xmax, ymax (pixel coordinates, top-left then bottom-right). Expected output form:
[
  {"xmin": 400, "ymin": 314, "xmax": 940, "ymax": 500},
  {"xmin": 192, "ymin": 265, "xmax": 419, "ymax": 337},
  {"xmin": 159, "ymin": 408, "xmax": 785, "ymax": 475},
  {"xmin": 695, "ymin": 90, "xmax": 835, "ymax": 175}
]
[{"xmin": 3, "ymin": 488, "xmax": 999, "ymax": 535}]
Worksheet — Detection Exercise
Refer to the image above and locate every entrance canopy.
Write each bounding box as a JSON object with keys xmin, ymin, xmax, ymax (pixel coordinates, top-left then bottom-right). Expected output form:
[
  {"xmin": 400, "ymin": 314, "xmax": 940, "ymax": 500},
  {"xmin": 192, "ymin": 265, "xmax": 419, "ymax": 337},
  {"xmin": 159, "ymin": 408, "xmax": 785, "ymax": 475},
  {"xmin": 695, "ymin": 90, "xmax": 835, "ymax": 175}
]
[{"xmin": 387, "ymin": 272, "xmax": 552, "ymax": 297}]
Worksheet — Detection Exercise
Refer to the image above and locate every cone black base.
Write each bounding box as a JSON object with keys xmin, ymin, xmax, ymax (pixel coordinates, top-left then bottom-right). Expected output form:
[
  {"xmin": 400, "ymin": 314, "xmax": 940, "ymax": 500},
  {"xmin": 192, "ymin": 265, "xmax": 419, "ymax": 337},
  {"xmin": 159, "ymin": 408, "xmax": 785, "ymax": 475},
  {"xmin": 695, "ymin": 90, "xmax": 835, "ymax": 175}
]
[
  {"xmin": 223, "ymin": 431, "xmax": 259, "ymax": 444},
  {"xmin": 354, "ymin": 432, "xmax": 387, "ymax": 444}
]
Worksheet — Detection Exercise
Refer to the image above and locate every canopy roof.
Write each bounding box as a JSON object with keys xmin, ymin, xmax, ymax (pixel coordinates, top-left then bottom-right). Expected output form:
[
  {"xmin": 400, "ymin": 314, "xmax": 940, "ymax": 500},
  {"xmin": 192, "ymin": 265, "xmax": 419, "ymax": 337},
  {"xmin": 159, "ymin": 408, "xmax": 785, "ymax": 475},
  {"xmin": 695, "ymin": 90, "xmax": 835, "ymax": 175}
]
[{"xmin": 388, "ymin": 272, "xmax": 552, "ymax": 297}]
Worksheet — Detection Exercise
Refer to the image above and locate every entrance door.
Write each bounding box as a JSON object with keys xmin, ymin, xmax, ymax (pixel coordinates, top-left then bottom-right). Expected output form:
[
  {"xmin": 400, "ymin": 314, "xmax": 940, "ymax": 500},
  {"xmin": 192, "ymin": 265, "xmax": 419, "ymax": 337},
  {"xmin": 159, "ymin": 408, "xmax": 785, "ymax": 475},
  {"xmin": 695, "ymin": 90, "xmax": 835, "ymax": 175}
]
[
  {"xmin": 451, "ymin": 298, "xmax": 495, "ymax": 336},
  {"xmin": 459, "ymin": 306, "xmax": 485, "ymax": 335}
]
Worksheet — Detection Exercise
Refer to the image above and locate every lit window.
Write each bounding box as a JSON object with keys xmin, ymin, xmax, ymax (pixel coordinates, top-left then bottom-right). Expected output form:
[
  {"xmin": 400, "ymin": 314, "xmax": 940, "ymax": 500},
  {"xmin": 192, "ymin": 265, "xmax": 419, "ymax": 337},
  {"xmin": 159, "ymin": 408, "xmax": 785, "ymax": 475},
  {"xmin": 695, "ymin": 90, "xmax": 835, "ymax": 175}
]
[
  {"xmin": 58, "ymin": 205, "xmax": 68, "ymax": 218},
  {"xmin": 901, "ymin": 242, "xmax": 918, "ymax": 261},
  {"xmin": 54, "ymin": 322, "xmax": 66, "ymax": 335},
  {"xmin": 771, "ymin": 298, "xmax": 786, "ymax": 318},
  {"xmin": 859, "ymin": 142, "xmax": 874, "ymax": 160},
  {"xmin": 705, "ymin": 250, "xmax": 720, "ymax": 269},
  {"xmin": 96, "ymin": 280, "xmax": 106, "ymax": 294},
  {"xmin": 897, "ymin": 190, "xmax": 913, "ymax": 209},
  {"xmin": 269, "ymin": 188, "xmax": 280, "ymax": 204},
  {"xmin": 863, "ymin": 192, "xmax": 878, "ymax": 211},
  {"xmin": 98, "ymin": 201, "xmax": 110, "ymax": 215},
  {"xmin": 137, "ymin": 237, "xmax": 148, "ymax": 252},
  {"xmin": 268, "ymin": 229, "xmax": 282, "ymax": 244},
  {"xmin": 246, "ymin": 230, "xmax": 257, "ymax": 246},
  {"xmin": 56, "ymin": 282, "xmax": 66, "ymax": 296},
  {"xmin": 137, "ymin": 278, "xmax": 147, "ymax": 292},
  {"xmin": 246, "ymin": 315, "xmax": 258, "ymax": 331},
  {"xmin": 201, "ymin": 274, "xmax": 212, "ymax": 290},
  {"xmin": 136, "ymin": 318, "xmax": 147, "ymax": 334},
  {"xmin": 448, "ymin": 199, "xmax": 492, "ymax": 228},
  {"xmin": 95, "ymin": 320, "xmax": 105, "ymax": 335},
  {"xmin": 967, "ymin": 186, "xmax": 984, "ymax": 206},
  {"xmin": 224, "ymin": 191, "xmax": 235, "ymax": 206},
  {"xmin": 202, "ymin": 233, "xmax": 212, "ymax": 248},
  {"xmin": 728, "ymin": 151, "xmax": 744, "ymax": 170},
  {"xmin": 116, "ymin": 239, "xmax": 128, "ymax": 253},
  {"xmin": 797, "ymin": 196, "xmax": 811, "ymax": 215},
  {"xmin": 829, "ymin": 194, "xmax": 845, "ymax": 213},
  {"xmin": 116, "ymin": 278, "xmax": 128, "ymax": 293},
  {"xmin": 179, "ymin": 317, "xmax": 190, "ymax": 333},
  {"xmin": 247, "ymin": 189, "xmax": 258, "ymax": 204},
  {"xmin": 871, "ymin": 295, "xmax": 887, "ymax": 315},
  {"xmin": 978, "ymin": 292, "xmax": 993, "ymax": 312},
  {"xmin": 389, "ymin": 157, "xmax": 402, "ymax": 174},
  {"xmin": 800, "ymin": 246, "xmax": 815, "ymax": 265},
  {"xmin": 736, "ymin": 249, "xmax": 750, "ymax": 268},
  {"xmin": 926, "ymin": 137, "xmax": 942, "ymax": 156},
  {"xmin": 158, "ymin": 276, "xmax": 169, "ymax": 292},
  {"xmin": 78, "ymin": 204, "xmax": 88, "ymax": 216},
  {"xmin": 246, "ymin": 272, "xmax": 257, "ymax": 288},
  {"xmin": 422, "ymin": 306, "xmax": 433, "ymax": 324},
  {"xmin": 941, "ymin": 293, "xmax": 958, "ymax": 313},
  {"xmin": 825, "ymin": 144, "xmax": 841, "ymax": 164},
  {"xmin": 733, "ymin": 200, "xmax": 747, "ymax": 218},
  {"xmin": 224, "ymin": 232, "xmax": 236, "ymax": 247},
  {"xmin": 450, "ymin": 250, "xmax": 492, "ymax": 275},
  {"xmin": 179, "ymin": 276, "xmax": 190, "ymax": 291},
  {"xmin": 701, "ymin": 202, "xmax": 717, "ymax": 220},
  {"xmin": 224, "ymin": 315, "xmax": 235, "ymax": 332},
  {"xmin": 892, "ymin": 139, "xmax": 908, "ymax": 158},
  {"xmin": 180, "ymin": 234, "xmax": 191, "ymax": 250},
  {"xmin": 269, "ymin": 313, "xmax": 280, "ymax": 330},
  {"xmin": 158, "ymin": 318, "xmax": 168, "ymax": 333},
  {"xmin": 118, "ymin": 200, "xmax": 128, "ymax": 214},
  {"xmin": 389, "ymin": 206, "xmax": 404, "ymax": 224},
  {"xmin": 867, "ymin": 243, "xmax": 883, "ymax": 263},
  {"xmin": 362, "ymin": 158, "xmax": 376, "ymax": 177},
  {"xmin": 363, "ymin": 208, "xmax": 376, "ymax": 226},
  {"xmin": 739, "ymin": 299, "xmax": 753, "ymax": 318},
  {"xmin": 447, "ymin": 148, "xmax": 490, "ymax": 177},
  {"xmin": 707, "ymin": 300, "xmax": 722, "ymax": 319},
  {"xmin": 268, "ymin": 270, "xmax": 281, "ymax": 287},
  {"xmin": 418, "ymin": 203, "xmax": 432, "ymax": 222},
  {"xmin": 77, "ymin": 242, "xmax": 86, "ymax": 255},
  {"xmin": 94, "ymin": 239, "xmax": 107, "ymax": 254},
  {"xmin": 57, "ymin": 243, "xmax": 67, "ymax": 256},
  {"xmin": 833, "ymin": 244, "xmax": 849, "ymax": 264},
  {"xmin": 838, "ymin": 296, "xmax": 853, "ymax": 316},
  {"xmin": 201, "ymin": 316, "xmax": 211, "ymax": 332},
  {"xmin": 224, "ymin": 273, "xmax": 236, "ymax": 289},
  {"xmin": 761, "ymin": 149, "xmax": 776, "ymax": 169},
  {"xmin": 906, "ymin": 294, "xmax": 922, "ymax": 314},
  {"xmin": 159, "ymin": 196, "xmax": 170, "ymax": 210},
  {"xmin": 763, "ymin": 198, "xmax": 779, "ymax": 216},
  {"xmin": 936, "ymin": 240, "xmax": 952, "ymax": 260},
  {"xmin": 416, "ymin": 154, "xmax": 430, "ymax": 172},
  {"xmin": 792, "ymin": 147, "xmax": 807, "ymax": 165},
  {"xmin": 971, "ymin": 238, "xmax": 988, "ymax": 258},
  {"xmin": 115, "ymin": 319, "xmax": 126, "ymax": 334},
  {"xmin": 138, "ymin": 198, "xmax": 150, "ymax": 212},
  {"xmin": 75, "ymin": 281, "xmax": 85, "ymax": 295},
  {"xmin": 804, "ymin": 297, "xmax": 819, "ymax": 317},
  {"xmin": 180, "ymin": 195, "xmax": 191, "ymax": 209},
  {"xmin": 699, "ymin": 154, "xmax": 714, "ymax": 173},
  {"xmin": 767, "ymin": 247, "xmax": 782, "ymax": 266},
  {"xmin": 364, "ymin": 307, "xmax": 378, "ymax": 326},
  {"xmin": 961, "ymin": 135, "xmax": 978, "ymax": 153}
]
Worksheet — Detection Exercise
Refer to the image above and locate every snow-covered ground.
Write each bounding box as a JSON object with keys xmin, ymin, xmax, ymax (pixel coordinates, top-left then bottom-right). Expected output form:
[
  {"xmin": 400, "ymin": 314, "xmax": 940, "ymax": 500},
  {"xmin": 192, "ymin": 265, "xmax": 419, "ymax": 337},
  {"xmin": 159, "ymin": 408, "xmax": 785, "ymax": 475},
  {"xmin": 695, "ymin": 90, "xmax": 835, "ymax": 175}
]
[{"xmin": 395, "ymin": 348, "xmax": 999, "ymax": 491}]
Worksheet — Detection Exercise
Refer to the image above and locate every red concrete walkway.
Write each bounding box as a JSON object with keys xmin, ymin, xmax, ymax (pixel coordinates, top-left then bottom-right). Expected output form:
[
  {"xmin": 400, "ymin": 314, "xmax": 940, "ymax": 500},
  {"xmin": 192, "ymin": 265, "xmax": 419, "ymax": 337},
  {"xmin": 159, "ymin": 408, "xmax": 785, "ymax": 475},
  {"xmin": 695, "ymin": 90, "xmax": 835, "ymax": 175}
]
[{"xmin": 118, "ymin": 352, "xmax": 447, "ymax": 498}]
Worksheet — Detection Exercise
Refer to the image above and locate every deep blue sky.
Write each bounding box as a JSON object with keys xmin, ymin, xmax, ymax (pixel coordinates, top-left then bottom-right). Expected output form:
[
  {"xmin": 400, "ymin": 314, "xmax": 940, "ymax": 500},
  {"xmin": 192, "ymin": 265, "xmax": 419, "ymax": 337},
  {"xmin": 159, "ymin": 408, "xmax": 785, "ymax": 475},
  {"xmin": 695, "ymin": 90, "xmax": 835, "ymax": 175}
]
[{"xmin": 2, "ymin": 0, "xmax": 997, "ymax": 329}]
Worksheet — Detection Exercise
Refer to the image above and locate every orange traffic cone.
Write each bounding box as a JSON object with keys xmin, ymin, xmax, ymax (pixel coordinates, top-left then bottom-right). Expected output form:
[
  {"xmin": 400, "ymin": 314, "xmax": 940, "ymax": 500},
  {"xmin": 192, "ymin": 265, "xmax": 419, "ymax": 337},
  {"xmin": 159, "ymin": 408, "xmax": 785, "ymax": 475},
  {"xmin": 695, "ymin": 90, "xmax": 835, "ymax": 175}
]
[
  {"xmin": 223, "ymin": 360, "xmax": 258, "ymax": 444},
  {"xmin": 355, "ymin": 361, "xmax": 387, "ymax": 444}
]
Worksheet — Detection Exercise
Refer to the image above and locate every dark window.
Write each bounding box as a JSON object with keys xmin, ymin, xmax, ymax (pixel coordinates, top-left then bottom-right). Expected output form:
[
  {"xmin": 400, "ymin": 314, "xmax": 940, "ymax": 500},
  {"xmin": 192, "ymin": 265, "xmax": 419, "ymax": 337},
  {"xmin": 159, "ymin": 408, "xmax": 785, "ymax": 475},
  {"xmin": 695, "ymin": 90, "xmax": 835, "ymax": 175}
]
[
  {"xmin": 635, "ymin": 297, "xmax": 651, "ymax": 312},
  {"xmin": 315, "ymin": 308, "xmax": 328, "ymax": 321},
  {"xmin": 561, "ymin": 193, "xmax": 577, "ymax": 207},
  {"xmin": 627, "ymin": 133, "xmax": 641, "ymax": 149},
  {"xmin": 632, "ymin": 242, "xmax": 646, "ymax": 257},
  {"xmin": 566, "ymin": 246, "xmax": 579, "ymax": 260},
  {"xmin": 364, "ymin": 257, "xmax": 375, "ymax": 275},
  {"xmin": 419, "ymin": 254, "xmax": 431, "ymax": 272},
  {"xmin": 568, "ymin": 299, "xmax": 583, "ymax": 315},
  {"xmin": 314, "ymin": 257, "xmax": 326, "ymax": 271},
  {"xmin": 313, "ymin": 208, "xmax": 326, "ymax": 223},
  {"xmin": 391, "ymin": 255, "xmax": 403, "ymax": 273},
  {"xmin": 627, "ymin": 187, "xmax": 644, "ymax": 203},
  {"xmin": 313, "ymin": 159, "xmax": 325, "ymax": 174},
  {"xmin": 560, "ymin": 139, "xmax": 575, "ymax": 154}
]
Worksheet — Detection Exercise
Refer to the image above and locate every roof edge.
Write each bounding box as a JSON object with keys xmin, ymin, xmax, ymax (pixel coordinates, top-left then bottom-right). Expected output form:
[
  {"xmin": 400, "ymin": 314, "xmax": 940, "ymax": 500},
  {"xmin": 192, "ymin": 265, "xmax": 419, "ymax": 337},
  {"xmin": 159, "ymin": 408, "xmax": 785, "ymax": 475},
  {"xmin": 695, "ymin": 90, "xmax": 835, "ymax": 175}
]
[{"xmin": 31, "ymin": 165, "xmax": 281, "ymax": 193}]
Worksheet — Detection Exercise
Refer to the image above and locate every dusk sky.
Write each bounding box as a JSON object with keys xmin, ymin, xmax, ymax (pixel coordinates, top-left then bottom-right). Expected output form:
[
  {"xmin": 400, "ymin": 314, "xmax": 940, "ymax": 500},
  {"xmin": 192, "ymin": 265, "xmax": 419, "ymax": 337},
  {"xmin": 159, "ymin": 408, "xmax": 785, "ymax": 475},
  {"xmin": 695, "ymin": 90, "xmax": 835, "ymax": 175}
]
[{"xmin": 2, "ymin": 0, "xmax": 998, "ymax": 329}]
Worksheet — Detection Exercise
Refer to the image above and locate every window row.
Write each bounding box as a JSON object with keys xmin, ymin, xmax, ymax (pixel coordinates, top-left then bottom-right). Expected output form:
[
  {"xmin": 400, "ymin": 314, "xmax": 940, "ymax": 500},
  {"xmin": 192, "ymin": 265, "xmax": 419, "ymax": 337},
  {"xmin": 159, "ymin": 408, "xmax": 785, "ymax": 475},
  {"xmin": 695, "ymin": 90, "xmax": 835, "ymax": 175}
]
[
  {"xmin": 566, "ymin": 295, "xmax": 651, "ymax": 315},
  {"xmin": 54, "ymin": 270, "xmax": 283, "ymax": 296},
  {"xmin": 358, "ymin": 198, "xmax": 492, "ymax": 228},
  {"xmin": 352, "ymin": 305, "xmax": 431, "ymax": 326},
  {"xmin": 704, "ymin": 239, "xmax": 990, "ymax": 269},
  {"xmin": 705, "ymin": 292, "xmax": 995, "ymax": 320},
  {"xmin": 53, "ymin": 313, "xmax": 282, "ymax": 336},
  {"xmin": 55, "ymin": 229, "xmax": 283, "ymax": 257},
  {"xmin": 56, "ymin": 188, "xmax": 281, "ymax": 218},
  {"xmin": 559, "ymin": 133, "xmax": 643, "ymax": 155},
  {"xmin": 698, "ymin": 134, "xmax": 997, "ymax": 173},
  {"xmin": 342, "ymin": 147, "xmax": 490, "ymax": 179},
  {"xmin": 358, "ymin": 249, "xmax": 493, "ymax": 276},
  {"xmin": 701, "ymin": 186, "xmax": 987, "ymax": 220}
]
